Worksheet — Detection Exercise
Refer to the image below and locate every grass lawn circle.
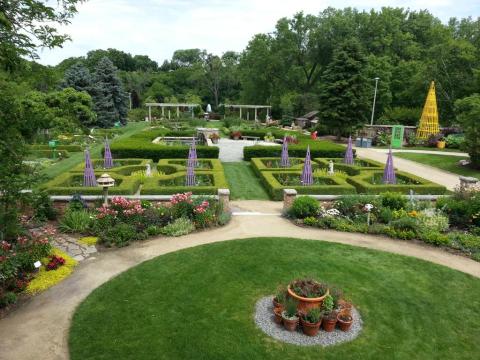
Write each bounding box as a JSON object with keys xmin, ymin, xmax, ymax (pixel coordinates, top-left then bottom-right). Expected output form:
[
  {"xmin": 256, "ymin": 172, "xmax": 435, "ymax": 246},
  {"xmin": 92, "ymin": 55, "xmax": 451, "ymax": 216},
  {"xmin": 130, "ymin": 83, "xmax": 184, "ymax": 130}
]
[{"xmin": 69, "ymin": 237, "xmax": 480, "ymax": 360}]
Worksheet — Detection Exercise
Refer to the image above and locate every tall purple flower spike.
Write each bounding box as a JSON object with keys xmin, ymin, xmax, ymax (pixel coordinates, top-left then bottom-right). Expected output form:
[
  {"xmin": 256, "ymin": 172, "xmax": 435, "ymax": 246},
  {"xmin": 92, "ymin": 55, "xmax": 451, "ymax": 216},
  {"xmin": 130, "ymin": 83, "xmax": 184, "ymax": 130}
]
[
  {"xmin": 383, "ymin": 148, "xmax": 396, "ymax": 184},
  {"xmin": 281, "ymin": 136, "xmax": 290, "ymax": 168},
  {"xmin": 83, "ymin": 149, "xmax": 97, "ymax": 187},
  {"xmin": 344, "ymin": 136, "xmax": 354, "ymax": 165},
  {"xmin": 103, "ymin": 137, "xmax": 113, "ymax": 169},
  {"xmin": 185, "ymin": 146, "xmax": 196, "ymax": 186},
  {"xmin": 301, "ymin": 146, "xmax": 313, "ymax": 186}
]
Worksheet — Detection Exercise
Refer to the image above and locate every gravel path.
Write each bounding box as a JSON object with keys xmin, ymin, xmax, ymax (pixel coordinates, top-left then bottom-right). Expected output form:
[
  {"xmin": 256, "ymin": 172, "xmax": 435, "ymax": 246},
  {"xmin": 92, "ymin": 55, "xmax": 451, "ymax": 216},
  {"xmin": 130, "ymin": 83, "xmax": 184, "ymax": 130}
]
[
  {"xmin": 254, "ymin": 296, "xmax": 363, "ymax": 346},
  {"xmin": 215, "ymin": 138, "xmax": 280, "ymax": 162}
]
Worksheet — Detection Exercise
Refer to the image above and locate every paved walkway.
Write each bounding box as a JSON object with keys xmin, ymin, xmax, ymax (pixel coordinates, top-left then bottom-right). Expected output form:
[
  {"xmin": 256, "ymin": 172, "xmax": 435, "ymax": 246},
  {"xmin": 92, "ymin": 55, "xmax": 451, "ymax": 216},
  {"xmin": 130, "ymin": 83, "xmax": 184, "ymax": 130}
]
[
  {"xmin": 214, "ymin": 138, "xmax": 279, "ymax": 162},
  {"xmin": 355, "ymin": 147, "xmax": 461, "ymax": 190},
  {"xmin": 374, "ymin": 148, "xmax": 468, "ymax": 156},
  {"xmin": 1, "ymin": 201, "xmax": 479, "ymax": 360}
]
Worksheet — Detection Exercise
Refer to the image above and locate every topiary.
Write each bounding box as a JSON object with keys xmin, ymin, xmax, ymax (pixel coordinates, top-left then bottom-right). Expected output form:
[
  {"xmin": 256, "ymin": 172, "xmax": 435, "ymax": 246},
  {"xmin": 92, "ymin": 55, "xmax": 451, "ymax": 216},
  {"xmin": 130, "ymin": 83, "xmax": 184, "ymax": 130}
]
[{"xmin": 289, "ymin": 196, "xmax": 319, "ymax": 219}]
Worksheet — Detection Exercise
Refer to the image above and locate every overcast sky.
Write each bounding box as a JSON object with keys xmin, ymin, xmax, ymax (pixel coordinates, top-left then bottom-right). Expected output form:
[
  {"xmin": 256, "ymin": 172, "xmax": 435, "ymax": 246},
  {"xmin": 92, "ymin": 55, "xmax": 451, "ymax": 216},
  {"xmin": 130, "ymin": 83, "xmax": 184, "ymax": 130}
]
[{"xmin": 38, "ymin": 0, "xmax": 480, "ymax": 66}]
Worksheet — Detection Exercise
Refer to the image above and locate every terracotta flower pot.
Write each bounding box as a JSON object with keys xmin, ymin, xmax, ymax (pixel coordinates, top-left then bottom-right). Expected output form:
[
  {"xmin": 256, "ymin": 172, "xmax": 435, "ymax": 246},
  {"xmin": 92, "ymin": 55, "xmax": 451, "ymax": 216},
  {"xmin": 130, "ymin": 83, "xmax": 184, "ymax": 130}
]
[
  {"xmin": 273, "ymin": 307, "xmax": 283, "ymax": 324},
  {"xmin": 337, "ymin": 313, "xmax": 353, "ymax": 332},
  {"xmin": 300, "ymin": 317, "xmax": 322, "ymax": 337},
  {"xmin": 282, "ymin": 312, "xmax": 299, "ymax": 332},
  {"xmin": 272, "ymin": 297, "xmax": 283, "ymax": 310},
  {"xmin": 337, "ymin": 299, "xmax": 352, "ymax": 317},
  {"xmin": 322, "ymin": 314, "xmax": 337, "ymax": 332},
  {"xmin": 287, "ymin": 285, "xmax": 329, "ymax": 314}
]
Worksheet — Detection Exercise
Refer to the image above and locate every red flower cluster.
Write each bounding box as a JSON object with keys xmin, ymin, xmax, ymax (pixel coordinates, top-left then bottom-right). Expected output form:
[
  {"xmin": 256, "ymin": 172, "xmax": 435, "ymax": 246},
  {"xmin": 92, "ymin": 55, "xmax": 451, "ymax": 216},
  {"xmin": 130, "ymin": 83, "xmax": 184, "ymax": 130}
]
[
  {"xmin": 193, "ymin": 200, "xmax": 209, "ymax": 214},
  {"xmin": 171, "ymin": 192, "xmax": 193, "ymax": 205},
  {"xmin": 46, "ymin": 255, "xmax": 65, "ymax": 271},
  {"xmin": 1, "ymin": 241, "xmax": 11, "ymax": 251},
  {"xmin": 96, "ymin": 206, "xmax": 119, "ymax": 219}
]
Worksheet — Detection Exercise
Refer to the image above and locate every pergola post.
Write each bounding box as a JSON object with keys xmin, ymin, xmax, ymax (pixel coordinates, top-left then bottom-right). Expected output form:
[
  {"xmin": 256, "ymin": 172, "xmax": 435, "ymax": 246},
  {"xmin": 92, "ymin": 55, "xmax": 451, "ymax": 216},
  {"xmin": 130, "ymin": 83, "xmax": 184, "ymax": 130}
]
[
  {"xmin": 247, "ymin": 110, "xmax": 249, "ymax": 121},
  {"xmin": 168, "ymin": 109, "xmax": 171, "ymax": 120},
  {"xmin": 192, "ymin": 108, "xmax": 194, "ymax": 119},
  {"xmin": 177, "ymin": 106, "xmax": 179, "ymax": 118},
  {"xmin": 239, "ymin": 107, "xmax": 242, "ymax": 119},
  {"xmin": 254, "ymin": 107, "xmax": 258, "ymax": 121},
  {"xmin": 162, "ymin": 107, "xmax": 165, "ymax": 117},
  {"xmin": 148, "ymin": 105, "xmax": 152, "ymax": 122}
]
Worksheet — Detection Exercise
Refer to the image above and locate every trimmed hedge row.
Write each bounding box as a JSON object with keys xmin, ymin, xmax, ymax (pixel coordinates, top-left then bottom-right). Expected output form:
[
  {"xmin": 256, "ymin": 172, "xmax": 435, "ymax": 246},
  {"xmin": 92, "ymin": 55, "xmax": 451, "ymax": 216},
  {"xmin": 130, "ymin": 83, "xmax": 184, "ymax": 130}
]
[
  {"xmin": 71, "ymin": 158, "xmax": 152, "ymax": 172},
  {"xmin": 258, "ymin": 170, "xmax": 356, "ymax": 200},
  {"xmin": 250, "ymin": 157, "xmax": 305, "ymax": 175},
  {"xmin": 314, "ymin": 158, "xmax": 384, "ymax": 176},
  {"xmin": 29, "ymin": 144, "xmax": 82, "ymax": 152},
  {"xmin": 141, "ymin": 170, "xmax": 228, "ymax": 195},
  {"xmin": 41, "ymin": 172, "xmax": 140, "ymax": 195},
  {"xmin": 347, "ymin": 170, "xmax": 447, "ymax": 195},
  {"xmin": 243, "ymin": 141, "xmax": 347, "ymax": 160},
  {"xmin": 110, "ymin": 129, "xmax": 218, "ymax": 161},
  {"xmin": 158, "ymin": 159, "xmax": 224, "ymax": 172},
  {"xmin": 27, "ymin": 149, "xmax": 70, "ymax": 158}
]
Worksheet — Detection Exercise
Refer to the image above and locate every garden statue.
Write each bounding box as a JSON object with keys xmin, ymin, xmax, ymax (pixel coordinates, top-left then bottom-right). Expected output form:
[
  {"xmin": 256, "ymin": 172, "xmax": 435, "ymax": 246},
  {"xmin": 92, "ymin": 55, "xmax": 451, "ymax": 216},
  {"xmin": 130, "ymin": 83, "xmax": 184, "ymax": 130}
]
[
  {"xmin": 145, "ymin": 163, "xmax": 152, "ymax": 177},
  {"xmin": 207, "ymin": 104, "xmax": 212, "ymax": 113},
  {"xmin": 328, "ymin": 160, "xmax": 334, "ymax": 175}
]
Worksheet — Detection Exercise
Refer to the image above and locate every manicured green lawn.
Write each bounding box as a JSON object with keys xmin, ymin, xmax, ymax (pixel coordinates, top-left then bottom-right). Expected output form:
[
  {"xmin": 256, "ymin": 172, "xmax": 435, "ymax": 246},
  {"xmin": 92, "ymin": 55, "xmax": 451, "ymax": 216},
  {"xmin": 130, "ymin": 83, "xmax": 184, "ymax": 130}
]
[
  {"xmin": 375, "ymin": 146, "xmax": 463, "ymax": 153},
  {"xmin": 223, "ymin": 162, "xmax": 270, "ymax": 200},
  {"xmin": 394, "ymin": 153, "xmax": 480, "ymax": 178},
  {"xmin": 38, "ymin": 122, "xmax": 148, "ymax": 183},
  {"xmin": 69, "ymin": 237, "xmax": 480, "ymax": 360}
]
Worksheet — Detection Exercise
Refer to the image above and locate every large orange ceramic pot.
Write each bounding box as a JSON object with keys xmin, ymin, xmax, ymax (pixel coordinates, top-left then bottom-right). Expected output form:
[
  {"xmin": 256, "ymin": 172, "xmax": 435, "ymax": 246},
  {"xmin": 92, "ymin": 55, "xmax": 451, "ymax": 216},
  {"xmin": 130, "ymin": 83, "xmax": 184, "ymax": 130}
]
[{"xmin": 287, "ymin": 286, "xmax": 329, "ymax": 314}]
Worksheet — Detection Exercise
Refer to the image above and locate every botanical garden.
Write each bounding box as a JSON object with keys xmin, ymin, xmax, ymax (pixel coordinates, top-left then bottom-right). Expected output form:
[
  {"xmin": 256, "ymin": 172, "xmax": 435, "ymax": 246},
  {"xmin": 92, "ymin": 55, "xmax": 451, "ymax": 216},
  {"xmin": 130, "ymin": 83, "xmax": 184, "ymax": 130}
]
[{"xmin": 1, "ymin": 2, "xmax": 480, "ymax": 360}]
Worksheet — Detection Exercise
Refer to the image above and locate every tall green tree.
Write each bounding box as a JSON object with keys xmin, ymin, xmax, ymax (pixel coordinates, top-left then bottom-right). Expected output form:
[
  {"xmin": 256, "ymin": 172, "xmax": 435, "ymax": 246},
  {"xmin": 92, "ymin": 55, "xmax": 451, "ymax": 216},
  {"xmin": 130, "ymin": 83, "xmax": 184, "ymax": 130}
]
[
  {"xmin": 61, "ymin": 62, "xmax": 93, "ymax": 93},
  {"xmin": 318, "ymin": 39, "xmax": 369, "ymax": 137},
  {"xmin": 455, "ymin": 94, "xmax": 480, "ymax": 168},
  {"xmin": 92, "ymin": 57, "xmax": 128, "ymax": 127}
]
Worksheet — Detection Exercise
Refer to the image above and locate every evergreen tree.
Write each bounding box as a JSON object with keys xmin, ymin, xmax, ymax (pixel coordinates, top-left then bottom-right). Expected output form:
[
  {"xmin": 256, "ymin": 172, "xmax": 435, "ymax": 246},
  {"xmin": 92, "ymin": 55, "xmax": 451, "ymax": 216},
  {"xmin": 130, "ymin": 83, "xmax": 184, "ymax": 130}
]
[
  {"xmin": 318, "ymin": 39, "xmax": 370, "ymax": 137},
  {"xmin": 92, "ymin": 57, "xmax": 128, "ymax": 127},
  {"xmin": 61, "ymin": 62, "xmax": 93, "ymax": 93}
]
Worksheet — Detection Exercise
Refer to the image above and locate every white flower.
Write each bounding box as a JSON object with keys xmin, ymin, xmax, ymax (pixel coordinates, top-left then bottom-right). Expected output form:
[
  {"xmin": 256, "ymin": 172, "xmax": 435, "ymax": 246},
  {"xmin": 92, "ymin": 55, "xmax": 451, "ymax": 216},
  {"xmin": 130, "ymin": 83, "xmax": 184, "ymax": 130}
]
[
  {"xmin": 364, "ymin": 204, "xmax": 374, "ymax": 212},
  {"xmin": 325, "ymin": 208, "xmax": 340, "ymax": 217}
]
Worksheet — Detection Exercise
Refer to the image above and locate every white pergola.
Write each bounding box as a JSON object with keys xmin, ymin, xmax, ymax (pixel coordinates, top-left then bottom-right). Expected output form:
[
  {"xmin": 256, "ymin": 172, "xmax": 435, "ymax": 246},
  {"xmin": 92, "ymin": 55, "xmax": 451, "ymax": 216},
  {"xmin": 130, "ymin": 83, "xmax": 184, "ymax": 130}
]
[
  {"xmin": 145, "ymin": 103, "xmax": 201, "ymax": 121},
  {"xmin": 224, "ymin": 104, "xmax": 272, "ymax": 121}
]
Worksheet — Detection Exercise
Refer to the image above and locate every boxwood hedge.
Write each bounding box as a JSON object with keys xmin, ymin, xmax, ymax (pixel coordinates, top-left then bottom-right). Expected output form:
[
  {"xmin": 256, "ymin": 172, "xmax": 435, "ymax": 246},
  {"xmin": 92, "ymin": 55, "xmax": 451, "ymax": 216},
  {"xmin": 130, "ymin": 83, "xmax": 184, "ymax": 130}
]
[{"xmin": 243, "ymin": 141, "xmax": 347, "ymax": 160}]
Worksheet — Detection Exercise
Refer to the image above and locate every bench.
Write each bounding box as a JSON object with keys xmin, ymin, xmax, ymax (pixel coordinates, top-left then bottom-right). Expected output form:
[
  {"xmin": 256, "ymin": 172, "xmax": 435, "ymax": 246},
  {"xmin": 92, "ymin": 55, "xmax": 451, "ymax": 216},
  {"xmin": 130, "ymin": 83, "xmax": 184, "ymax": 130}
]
[{"xmin": 241, "ymin": 136, "xmax": 260, "ymax": 142}]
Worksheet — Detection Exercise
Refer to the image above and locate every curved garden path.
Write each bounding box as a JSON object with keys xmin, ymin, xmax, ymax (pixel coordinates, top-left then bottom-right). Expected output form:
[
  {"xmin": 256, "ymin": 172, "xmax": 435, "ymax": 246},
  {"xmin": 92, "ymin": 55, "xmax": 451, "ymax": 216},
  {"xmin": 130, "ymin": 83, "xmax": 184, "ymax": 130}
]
[{"xmin": 1, "ymin": 200, "xmax": 479, "ymax": 360}]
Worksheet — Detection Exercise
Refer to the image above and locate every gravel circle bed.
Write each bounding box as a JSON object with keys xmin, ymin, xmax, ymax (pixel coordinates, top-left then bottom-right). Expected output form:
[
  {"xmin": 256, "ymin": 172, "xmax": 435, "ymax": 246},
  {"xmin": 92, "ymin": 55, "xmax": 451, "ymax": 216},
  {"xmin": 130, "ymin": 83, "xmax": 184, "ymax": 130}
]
[{"xmin": 254, "ymin": 296, "xmax": 363, "ymax": 346}]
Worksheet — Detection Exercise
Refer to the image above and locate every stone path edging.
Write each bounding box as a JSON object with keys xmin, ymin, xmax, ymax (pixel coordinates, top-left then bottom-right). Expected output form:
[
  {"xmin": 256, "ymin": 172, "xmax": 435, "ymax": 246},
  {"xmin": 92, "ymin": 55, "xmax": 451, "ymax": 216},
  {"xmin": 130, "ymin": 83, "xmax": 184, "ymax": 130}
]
[{"xmin": 1, "ymin": 201, "xmax": 479, "ymax": 360}]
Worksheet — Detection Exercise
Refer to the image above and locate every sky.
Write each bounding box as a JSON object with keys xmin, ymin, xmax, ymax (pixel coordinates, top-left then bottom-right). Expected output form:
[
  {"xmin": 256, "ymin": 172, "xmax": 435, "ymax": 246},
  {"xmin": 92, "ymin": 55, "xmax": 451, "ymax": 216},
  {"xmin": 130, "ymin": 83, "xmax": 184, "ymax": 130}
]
[{"xmin": 38, "ymin": 0, "xmax": 480, "ymax": 66}]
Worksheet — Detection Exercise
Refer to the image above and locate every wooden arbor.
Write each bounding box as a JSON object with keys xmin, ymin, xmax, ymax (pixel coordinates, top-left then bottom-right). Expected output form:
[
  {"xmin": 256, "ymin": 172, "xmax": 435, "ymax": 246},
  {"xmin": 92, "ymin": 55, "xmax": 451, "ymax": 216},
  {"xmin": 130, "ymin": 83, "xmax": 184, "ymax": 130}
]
[
  {"xmin": 416, "ymin": 81, "xmax": 440, "ymax": 139},
  {"xmin": 145, "ymin": 103, "xmax": 200, "ymax": 121},
  {"xmin": 224, "ymin": 104, "xmax": 271, "ymax": 121}
]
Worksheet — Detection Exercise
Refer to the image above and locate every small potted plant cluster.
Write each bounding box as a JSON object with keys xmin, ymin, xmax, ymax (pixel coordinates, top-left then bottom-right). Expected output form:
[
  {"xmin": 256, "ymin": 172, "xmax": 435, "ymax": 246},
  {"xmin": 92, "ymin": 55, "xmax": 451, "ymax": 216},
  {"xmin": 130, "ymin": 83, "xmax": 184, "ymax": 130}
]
[
  {"xmin": 272, "ymin": 278, "xmax": 354, "ymax": 336},
  {"xmin": 230, "ymin": 131, "xmax": 242, "ymax": 140},
  {"xmin": 209, "ymin": 133, "xmax": 220, "ymax": 144}
]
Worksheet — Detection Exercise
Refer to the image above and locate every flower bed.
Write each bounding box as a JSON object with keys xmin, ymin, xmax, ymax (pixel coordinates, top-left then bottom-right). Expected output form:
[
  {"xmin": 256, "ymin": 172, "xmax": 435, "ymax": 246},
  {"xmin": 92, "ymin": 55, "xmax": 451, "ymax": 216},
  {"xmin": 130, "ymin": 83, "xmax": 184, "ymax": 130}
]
[
  {"xmin": 59, "ymin": 192, "xmax": 231, "ymax": 248},
  {"xmin": 287, "ymin": 191, "xmax": 480, "ymax": 262}
]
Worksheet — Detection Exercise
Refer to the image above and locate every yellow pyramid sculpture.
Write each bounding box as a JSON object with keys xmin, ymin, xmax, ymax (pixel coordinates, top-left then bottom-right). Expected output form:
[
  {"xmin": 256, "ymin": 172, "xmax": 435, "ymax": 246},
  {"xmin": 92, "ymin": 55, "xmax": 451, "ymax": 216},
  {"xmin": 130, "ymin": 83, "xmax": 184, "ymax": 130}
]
[{"xmin": 416, "ymin": 81, "xmax": 440, "ymax": 139}]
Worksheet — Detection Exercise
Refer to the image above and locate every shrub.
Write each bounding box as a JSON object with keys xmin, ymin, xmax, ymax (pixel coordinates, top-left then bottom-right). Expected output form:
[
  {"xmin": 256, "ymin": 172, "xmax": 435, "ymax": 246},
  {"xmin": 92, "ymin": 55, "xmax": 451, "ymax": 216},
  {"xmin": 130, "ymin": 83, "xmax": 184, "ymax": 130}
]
[
  {"xmin": 448, "ymin": 232, "xmax": 480, "ymax": 252},
  {"xmin": 455, "ymin": 94, "xmax": 480, "ymax": 167},
  {"xmin": 390, "ymin": 216, "xmax": 418, "ymax": 232},
  {"xmin": 58, "ymin": 210, "xmax": 92, "ymax": 233},
  {"xmin": 217, "ymin": 212, "xmax": 231, "ymax": 226},
  {"xmin": 335, "ymin": 195, "xmax": 380, "ymax": 218},
  {"xmin": 170, "ymin": 192, "xmax": 194, "ymax": 219},
  {"xmin": 32, "ymin": 190, "xmax": 57, "ymax": 221},
  {"xmin": 445, "ymin": 134, "xmax": 465, "ymax": 149},
  {"xmin": 146, "ymin": 225, "xmax": 162, "ymax": 236},
  {"xmin": 380, "ymin": 192, "xmax": 407, "ymax": 210},
  {"xmin": 437, "ymin": 190, "xmax": 480, "ymax": 228},
  {"xmin": 100, "ymin": 223, "xmax": 137, "ymax": 247},
  {"xmin": 243, "ymin": 141, "xmax": 347, "ymax": 160},
  {"xmin": 290, "ymin": 196, "xmax": 319, "ymax": 218},
  {"xmin": 378, "ymin": 207, "xmax": 394, "ymax": 223},
  {"xmin": 417, "ymin": 210, "xmax": 449, "ymax": 233},
  {"xmin": 0, "ymin": 291, "xmax": 17, "ymax": 308},
  {"xmin": 303, "ymin": 216, "xmax": 319, "ymax": 226},
  {"xmin": 160, "ymin": 218, "xmax": 195, "ymax": 237},
  {"xmin": 417, "ymin": 229, "xmax": 450, "ymax": 246}
]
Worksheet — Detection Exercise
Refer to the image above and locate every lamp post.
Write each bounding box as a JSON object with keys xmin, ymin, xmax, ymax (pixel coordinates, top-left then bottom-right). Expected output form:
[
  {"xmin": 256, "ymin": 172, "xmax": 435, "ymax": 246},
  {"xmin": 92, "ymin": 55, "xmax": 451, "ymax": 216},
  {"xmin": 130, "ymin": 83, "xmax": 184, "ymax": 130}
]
[
  {"xmin": 97, "ymin": 173, "xmax": 115, "ymax": 206},
  {"xmin": 370, "ymin": 77, "xmax": 380, "ymax": 126}
]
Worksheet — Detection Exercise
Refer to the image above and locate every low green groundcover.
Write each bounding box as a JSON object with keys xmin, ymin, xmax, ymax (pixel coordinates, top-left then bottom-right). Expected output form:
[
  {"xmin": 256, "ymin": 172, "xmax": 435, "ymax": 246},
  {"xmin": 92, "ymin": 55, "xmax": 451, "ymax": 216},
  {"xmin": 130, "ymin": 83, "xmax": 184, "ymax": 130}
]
[{"xmin": 69, "ymin": 238, "xmax": 479, "ymax": 360}]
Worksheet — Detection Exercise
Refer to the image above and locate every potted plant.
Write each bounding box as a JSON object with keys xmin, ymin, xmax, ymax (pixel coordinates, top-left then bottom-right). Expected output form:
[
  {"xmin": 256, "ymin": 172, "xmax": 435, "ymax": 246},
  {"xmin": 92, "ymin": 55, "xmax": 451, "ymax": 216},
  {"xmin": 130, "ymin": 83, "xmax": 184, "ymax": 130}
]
[
  {"xmin": 281, "ymin": 298, "xmax": 299, "ymax": 331},
  {"xmin": 300, "ymin": 307, "xmax": 322, "ymax": 336},
  {"xmin": 273, "ymin": 287, "xmax": 287, "ymax": 310},
  {"xmin": 337, "ymin": 312, "xmax": 353, "ymax": 332},
  {"xmin": 273, "ymin": 307, "xmax": 283, "ymax": 325},
  {"xmin": 337, "ymin": 298, "xmax": 353, "ymax": 317},
  {"xmin": 321, "ymin": 294, "xmax": 337, "ymax": 332},
  {"xmin": 287, "ymin": 278, "xmax": 329, "ymax": 313},
  {"xmin": 231, "ymin": 131, "xmax": 242, "ymax": 140},
  {"xmin": 436, "ymin": 136, "xmax": 446, "ymax": 149},
  {"xmin": 209, "ymin": 133, "xmax": 220, "ymax": 144}
]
